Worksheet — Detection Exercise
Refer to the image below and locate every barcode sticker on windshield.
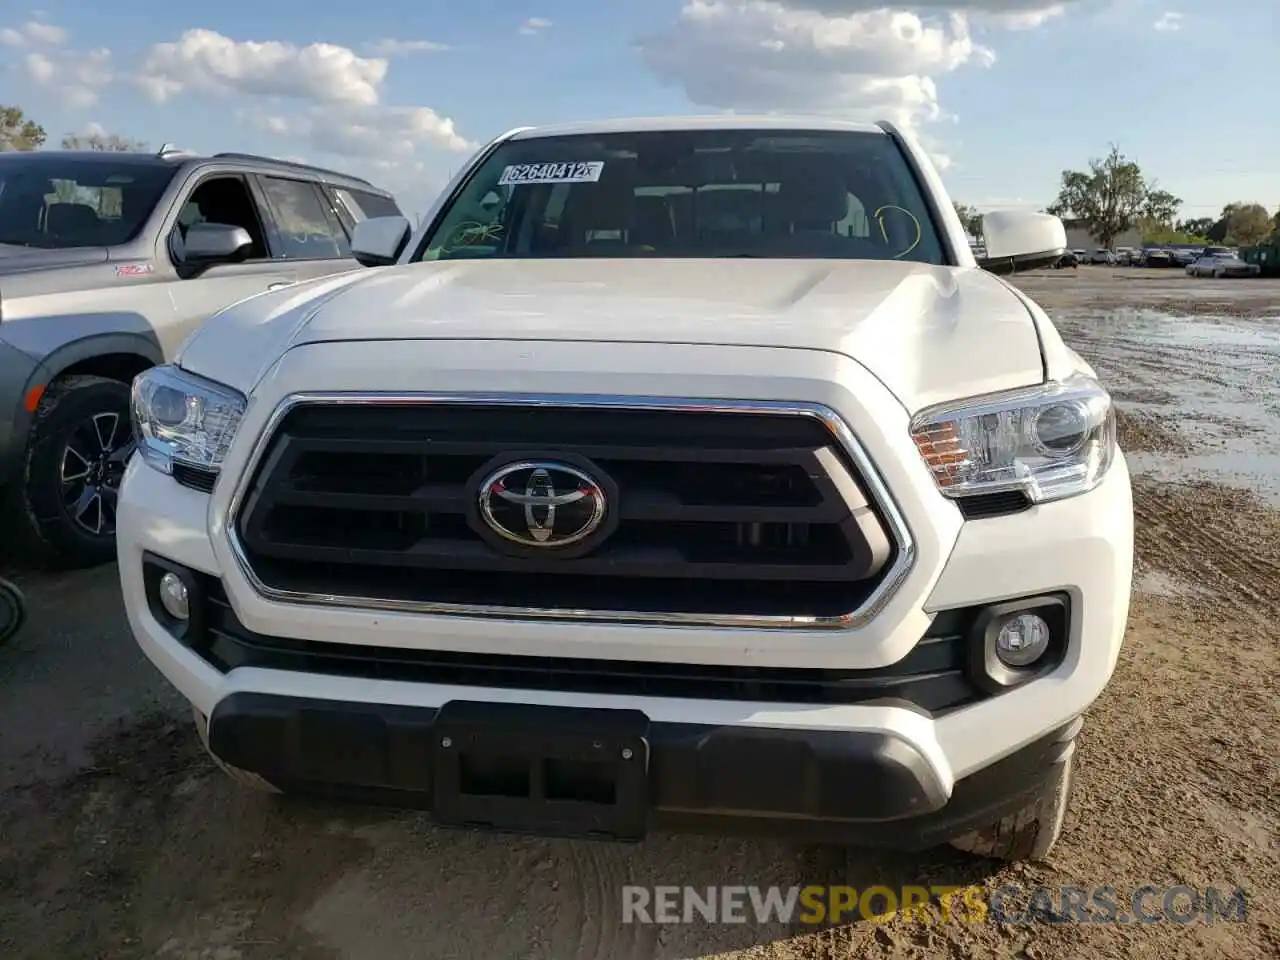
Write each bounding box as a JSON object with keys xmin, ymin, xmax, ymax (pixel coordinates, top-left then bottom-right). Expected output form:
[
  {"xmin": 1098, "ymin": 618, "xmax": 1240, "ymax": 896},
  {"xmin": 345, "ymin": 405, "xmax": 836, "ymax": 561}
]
[{"xmin": 498, "ymin": 162, "xmax": 604, "ymax": 185}]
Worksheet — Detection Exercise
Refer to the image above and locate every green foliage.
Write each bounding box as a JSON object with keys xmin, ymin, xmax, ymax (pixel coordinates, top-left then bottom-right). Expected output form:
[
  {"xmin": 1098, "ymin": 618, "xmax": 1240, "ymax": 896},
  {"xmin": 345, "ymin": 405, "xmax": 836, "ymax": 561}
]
[
  {"xmin": 951, "ymin": 202, "xmax": 984, "ymax": 239},
  {"xmin": 1206, "ymin": 202, "xmax": 1273, "ymax": 246},
  {"xmin": 0, "ymin": 105, "xmax": 47, "ymax": 151},
  {"xmin": 1143, "ymin": 227, "xmax": 1210, "ymax": 246}
]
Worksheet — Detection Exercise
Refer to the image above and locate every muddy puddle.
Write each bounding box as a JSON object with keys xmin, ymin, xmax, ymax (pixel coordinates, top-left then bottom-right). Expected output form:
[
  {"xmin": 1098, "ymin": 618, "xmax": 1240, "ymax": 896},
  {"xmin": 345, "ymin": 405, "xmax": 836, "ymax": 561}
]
[{"xmin": 1046, "ymin": 306, "xmax": 1280, "ymax": 505}]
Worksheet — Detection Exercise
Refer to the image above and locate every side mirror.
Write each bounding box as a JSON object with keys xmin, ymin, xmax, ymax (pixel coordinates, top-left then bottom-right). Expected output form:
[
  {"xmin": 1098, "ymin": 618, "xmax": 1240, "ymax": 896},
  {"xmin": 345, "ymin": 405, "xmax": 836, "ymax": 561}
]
[
  {"xmin": 977, "ymin": 211, "xmax": 1067, "ymax": 275},
  {"xmin": 351, "ymin": 215, "xmax": 411, "ymax": 267},
  {"xmin": 181, "ymin": 222, "xmax": 254, "ymax": 265}
]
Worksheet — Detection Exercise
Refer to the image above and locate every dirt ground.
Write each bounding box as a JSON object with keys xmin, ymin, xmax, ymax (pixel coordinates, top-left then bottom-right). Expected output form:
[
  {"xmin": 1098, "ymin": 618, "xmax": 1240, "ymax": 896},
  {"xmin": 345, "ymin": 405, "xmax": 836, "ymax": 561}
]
[{"xmin": 1, "ymin": 267, "xmax": 1277, "ymax": 960}]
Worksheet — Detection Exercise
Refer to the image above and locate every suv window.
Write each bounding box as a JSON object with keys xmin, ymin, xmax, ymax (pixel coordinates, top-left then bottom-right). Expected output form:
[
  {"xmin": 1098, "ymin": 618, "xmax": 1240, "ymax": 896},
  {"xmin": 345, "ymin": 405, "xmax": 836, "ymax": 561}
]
[
  {"xmin": 172, "ymin": 175, "xmax": 270, "ymax": 261},
  {"xmin": 0, "ymin": 155, "xmax": 178, "ymax": 249},
  {"xmin": 415, "ymin": 129, "xmax": 946, "ymax": 265},
  {"xmin": 333, "ymin": 186, "xmax": 401, "ymax": 222},
  {"xmin": 259, "ymin": 176, "xmax": 350, "ymax": 259}
]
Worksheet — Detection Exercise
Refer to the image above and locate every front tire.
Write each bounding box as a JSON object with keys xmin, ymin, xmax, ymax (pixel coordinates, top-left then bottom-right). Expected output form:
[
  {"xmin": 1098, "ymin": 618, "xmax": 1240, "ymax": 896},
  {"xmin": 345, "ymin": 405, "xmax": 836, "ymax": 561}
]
[
  {"xmin": 0, "ymin": 578, "xmax": 25, "ymax": 645},
  {"xmin": 1, "ymin": 375, "xmax": 135, "ymax": 569},
  {"xmin": 948, "ymin": 742, "xmax": 1077, "ymax": 862}
]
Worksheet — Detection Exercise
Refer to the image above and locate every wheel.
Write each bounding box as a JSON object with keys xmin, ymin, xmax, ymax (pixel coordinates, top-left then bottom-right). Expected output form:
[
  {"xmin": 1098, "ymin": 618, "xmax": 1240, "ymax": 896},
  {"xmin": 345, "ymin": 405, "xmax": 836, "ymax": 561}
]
[
  {"xmin": 0, "ymin": 578, "xmax": 25, "ymax": 645},
  {"xmin": 0, "ymin": 375, "xmax": 136, "ymax": 569},
  {"xmin": 948, "ymin": 740, "xmax": 1077, "ymax": 862},
  {"xmin": 193, "ymin": 705, "xmax": 282, "ymax": 793}
]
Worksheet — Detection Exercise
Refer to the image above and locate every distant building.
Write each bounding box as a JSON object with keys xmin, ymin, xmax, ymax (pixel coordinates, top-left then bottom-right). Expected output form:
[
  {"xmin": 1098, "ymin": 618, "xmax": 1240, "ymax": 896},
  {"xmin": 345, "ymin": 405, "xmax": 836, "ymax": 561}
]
[{"xmin": 1061, "ymin": 218, "xmax": 1143, "ymax": 251}]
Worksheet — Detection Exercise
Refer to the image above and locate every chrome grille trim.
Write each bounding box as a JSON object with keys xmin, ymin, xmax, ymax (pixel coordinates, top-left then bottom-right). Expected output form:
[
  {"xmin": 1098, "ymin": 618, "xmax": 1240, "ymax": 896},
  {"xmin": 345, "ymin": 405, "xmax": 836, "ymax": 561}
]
[{"xmin": 223, "ymin": 392, "xmax": 917, "ymax": 629}]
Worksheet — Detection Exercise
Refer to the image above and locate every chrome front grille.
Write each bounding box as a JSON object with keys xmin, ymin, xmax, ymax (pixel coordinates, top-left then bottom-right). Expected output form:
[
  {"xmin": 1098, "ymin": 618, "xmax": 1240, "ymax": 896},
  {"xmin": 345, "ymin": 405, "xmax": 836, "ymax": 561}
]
[{"xmin": 227, "ymin": 394, "xmax": 914, "ymax": 627}]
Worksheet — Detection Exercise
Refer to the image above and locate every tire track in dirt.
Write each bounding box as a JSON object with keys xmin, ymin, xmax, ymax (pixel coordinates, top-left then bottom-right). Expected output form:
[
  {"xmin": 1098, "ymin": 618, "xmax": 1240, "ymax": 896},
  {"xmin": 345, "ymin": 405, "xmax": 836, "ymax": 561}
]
[{"xmin": 1132, "ymin": 478, "xmax": 1280, "ymax": 615}]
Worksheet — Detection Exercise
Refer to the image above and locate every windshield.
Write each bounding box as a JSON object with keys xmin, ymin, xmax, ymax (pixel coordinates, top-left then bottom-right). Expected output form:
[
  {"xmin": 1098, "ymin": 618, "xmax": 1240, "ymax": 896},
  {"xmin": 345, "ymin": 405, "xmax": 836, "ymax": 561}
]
[
  {"xmin": 415, "ymin": 129, "xmax": 947, "ymax": 265},
  {"xmin": 0, "ymin": 156, "xmax": 178, "ymax": 249}
]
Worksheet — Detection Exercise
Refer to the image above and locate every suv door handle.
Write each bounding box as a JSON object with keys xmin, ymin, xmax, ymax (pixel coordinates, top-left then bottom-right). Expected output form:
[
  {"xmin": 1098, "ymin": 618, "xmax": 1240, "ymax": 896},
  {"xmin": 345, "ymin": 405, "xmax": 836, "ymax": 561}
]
[{"xmin": 266, "ymin": 281, "xmax": 292, "ymax": 291}]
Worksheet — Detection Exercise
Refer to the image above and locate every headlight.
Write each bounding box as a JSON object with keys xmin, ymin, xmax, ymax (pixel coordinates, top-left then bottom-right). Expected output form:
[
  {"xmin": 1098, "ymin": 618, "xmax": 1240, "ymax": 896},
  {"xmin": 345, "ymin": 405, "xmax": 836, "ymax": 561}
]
[
  {"xmin": 131, "ymin": 365, "xmax": 246, "ymax": 475},
  {"xmin": 909, "ymin": 374, "xmax": 1116, "ymax": 504}
]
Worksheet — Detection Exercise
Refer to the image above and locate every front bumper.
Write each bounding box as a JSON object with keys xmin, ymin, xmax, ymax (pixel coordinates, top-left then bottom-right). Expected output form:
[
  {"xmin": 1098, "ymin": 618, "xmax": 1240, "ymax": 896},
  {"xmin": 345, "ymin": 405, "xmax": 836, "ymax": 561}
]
[{"xmin": 205, "ymin": 691, "xmax": 1081, "ymax": 846}]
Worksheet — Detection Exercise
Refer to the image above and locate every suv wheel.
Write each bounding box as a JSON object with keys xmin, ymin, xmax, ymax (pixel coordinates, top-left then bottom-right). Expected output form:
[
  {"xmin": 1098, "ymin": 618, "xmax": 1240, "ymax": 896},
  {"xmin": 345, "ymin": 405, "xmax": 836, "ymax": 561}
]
[
  {"xmin": 948, "ymin": 741, "xmax": 1077, "ymax": 862},
  {"xmin": 2, "ymin": 375, "xmax": 135, "ymax": 569}
]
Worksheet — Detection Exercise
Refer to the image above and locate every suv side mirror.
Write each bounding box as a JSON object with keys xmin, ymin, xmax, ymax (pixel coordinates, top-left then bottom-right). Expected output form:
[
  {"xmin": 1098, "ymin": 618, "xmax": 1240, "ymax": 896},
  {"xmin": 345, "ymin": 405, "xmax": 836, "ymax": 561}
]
[
  {"xmin": 978, "ymin": 211, "xmax": 1067, "ymax": 275},
  {"xmin": 351, "ymin": 216, "xmax": 411, "ymax": 267},
  {"xmin": 181, "ymin": 222, "xmax": 254, "ymax": 265}
]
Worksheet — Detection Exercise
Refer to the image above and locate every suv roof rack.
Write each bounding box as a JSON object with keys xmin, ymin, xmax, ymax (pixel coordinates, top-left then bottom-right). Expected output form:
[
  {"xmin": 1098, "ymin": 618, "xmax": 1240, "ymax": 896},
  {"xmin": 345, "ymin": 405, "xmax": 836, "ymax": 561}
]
[{"xmin": 212, "ymin": 152, "xmax": 376, "ymax": 188}]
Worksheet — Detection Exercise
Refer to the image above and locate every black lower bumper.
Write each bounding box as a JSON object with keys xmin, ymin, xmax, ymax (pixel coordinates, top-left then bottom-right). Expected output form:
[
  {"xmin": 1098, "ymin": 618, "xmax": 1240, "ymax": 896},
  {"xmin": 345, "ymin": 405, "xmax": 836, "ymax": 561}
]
[{"xmin": 207, "ymin": 693, "xmax": 1080, "ymax": 848}]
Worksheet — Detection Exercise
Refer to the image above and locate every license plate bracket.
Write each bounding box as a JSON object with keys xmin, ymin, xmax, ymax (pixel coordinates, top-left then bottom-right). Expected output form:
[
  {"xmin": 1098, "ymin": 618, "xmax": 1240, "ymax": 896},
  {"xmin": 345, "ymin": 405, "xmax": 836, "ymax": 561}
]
[{"xmin": 431, "ymin": 701, "xmax": 650, "ymax": 841}]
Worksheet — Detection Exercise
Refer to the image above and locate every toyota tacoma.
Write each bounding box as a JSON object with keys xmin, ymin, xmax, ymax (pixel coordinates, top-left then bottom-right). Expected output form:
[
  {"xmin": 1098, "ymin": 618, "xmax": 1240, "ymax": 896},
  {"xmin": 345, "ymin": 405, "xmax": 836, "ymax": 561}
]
[{"xmin": 118, "ymin": 117, "xmax": 1133, "ymax": 861}]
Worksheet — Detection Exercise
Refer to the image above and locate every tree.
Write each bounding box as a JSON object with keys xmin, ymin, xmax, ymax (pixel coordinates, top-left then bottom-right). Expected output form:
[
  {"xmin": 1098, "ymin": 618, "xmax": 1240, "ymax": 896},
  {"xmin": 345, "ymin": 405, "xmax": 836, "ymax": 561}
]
[
  {"xmin": 1177, "ymin": 217, "xmax": 1216, "ymax": 237},
  {"xmin": 0, "ymin": 105, "xmax": 47, "ymax": 151},
  {"xmin": 952, "ymin": 202, "xmax": 984, "ymax": 239},
  {"xmin": 1047, "ymin": 144, "xmax": 1180, "ymax": 248},
  {"xmin": 1142, "ymin": 189, "xmax": 1181, "ymax": 229},
  {"xmin": 1206, "ymin": 202, "xmax": 1273, "ymax": 246},
  {"xmin": 61, "ymin": 131, "xmax": 149, "ymax": 152}
]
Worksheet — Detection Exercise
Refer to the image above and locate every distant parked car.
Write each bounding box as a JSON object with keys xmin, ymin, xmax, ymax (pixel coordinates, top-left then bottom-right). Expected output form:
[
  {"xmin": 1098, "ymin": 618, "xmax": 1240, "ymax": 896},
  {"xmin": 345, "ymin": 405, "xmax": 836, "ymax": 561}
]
[
  {"xmin": 1171, "ymin": 249, "xmax": 1198, "ymax": 267},
  {"xmin": 1186, "ymin": 254, "xmax": 1261, "ymax": 278},
  {"xmin": 1090, "ymin": 248, "xmax": 1115, "ymax": 265},
  {"xmin": 1142, "ymin": 249, "xmax": 1175, "ymax": 267}
]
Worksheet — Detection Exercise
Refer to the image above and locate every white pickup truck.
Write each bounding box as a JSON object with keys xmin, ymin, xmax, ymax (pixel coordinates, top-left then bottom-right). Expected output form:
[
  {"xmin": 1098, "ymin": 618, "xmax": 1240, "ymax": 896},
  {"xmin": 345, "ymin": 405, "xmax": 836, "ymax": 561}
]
[{"xmin": 118, "ymin": 116, "xmax": 1133, "ymax": 862}]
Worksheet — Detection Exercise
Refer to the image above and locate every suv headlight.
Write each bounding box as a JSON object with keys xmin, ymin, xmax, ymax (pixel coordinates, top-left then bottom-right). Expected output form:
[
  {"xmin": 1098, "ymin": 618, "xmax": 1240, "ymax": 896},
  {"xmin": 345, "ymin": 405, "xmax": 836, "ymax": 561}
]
[
  {"xmin": 131, "ymin": 365, "xmax": 246, "ymax": 475},
  {"xmin": 909, "ymin": 374, "xmax": 1116, "ymax": 504}
]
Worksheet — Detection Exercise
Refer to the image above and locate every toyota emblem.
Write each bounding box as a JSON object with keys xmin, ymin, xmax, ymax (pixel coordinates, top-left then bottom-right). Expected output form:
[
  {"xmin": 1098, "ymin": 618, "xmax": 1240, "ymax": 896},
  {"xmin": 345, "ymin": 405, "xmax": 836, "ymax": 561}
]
[{"xmin": 477, "ymin": 461, "xmax": 608, "ymax": 548}]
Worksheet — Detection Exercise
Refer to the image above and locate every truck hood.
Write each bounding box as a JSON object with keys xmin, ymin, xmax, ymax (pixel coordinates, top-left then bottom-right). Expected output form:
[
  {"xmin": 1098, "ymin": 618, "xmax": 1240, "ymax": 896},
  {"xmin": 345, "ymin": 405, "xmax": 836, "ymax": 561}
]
[
  {"xmin": 180, "ymin": 258, "xmax": 1046, "ymax": 413},
  {"xmin": 0, "ymin": 244, "xmax": 109, "ymax": 274}
]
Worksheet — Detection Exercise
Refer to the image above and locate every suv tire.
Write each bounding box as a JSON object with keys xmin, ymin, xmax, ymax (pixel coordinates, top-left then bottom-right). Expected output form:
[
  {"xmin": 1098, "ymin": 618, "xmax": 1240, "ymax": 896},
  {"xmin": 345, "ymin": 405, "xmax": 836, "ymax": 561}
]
[
  {"xmin": 193, "ymin": 706, "xmax": 282, "ymax": 794},
  {"xmin": 948, "ymin": 743, "xmax": 1077, "ymax": 862},
  {"xmin": 2, "ymin": 375, "xmax": 135, "ymax": 569}
]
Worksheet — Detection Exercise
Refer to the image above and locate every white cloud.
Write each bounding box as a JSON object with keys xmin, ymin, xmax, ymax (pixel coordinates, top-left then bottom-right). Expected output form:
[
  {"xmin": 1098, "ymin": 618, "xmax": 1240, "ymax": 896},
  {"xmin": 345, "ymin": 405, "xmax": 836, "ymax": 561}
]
[
  {"xmin": 240, "ymin": 103, "xmax": 475, "ymax": 160},
  {"xmin": 519, "ymin": 17, "xmax": 553, "ymax": 35},
  {"xmin": 0, "ymin": 22, "xmax": 474, "ymax": 177},
  {"xmin": 362, "ymin": 38, "xmax": 450, "ymax": 57},
  {"xmin": 978, "ymin": 4, "xmax": 1066, "ymax": 30},
  {"xmin": 1154, "ymin": 11, "xmax": 1183, "ymax": 32},
  {"xmin": 0, "ymin": 19, "xmax": 66, "ymax": 47},
  {"xmin": 137, "ymin": 29, "xmax": 388, "ymax": 105},
  {"xmin": 20, "ymin": 42, "xmax": 112, "ymax": 107},
  {"xmin": 639, "ymin": 0, "xmax": 999, "ymax": 164}
]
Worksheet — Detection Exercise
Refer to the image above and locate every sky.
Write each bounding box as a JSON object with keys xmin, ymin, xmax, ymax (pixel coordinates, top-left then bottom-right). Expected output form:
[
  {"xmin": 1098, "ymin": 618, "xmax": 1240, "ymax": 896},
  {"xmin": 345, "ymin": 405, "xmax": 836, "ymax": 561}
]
[{"xmin": 3, "ymin": 0, "xmax": 1276, "ymax": 223}]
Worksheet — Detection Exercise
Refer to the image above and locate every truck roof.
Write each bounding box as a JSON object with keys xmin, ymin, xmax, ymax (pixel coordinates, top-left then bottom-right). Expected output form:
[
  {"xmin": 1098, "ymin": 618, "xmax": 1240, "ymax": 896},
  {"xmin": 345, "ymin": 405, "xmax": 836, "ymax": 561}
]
[
  {"xmin": 507, "ymin": 115, "xmax": 890, "ymax": 140},
  {"xmin": 0, "ymin": 148, "xmax": 389, "ymax": 195}
]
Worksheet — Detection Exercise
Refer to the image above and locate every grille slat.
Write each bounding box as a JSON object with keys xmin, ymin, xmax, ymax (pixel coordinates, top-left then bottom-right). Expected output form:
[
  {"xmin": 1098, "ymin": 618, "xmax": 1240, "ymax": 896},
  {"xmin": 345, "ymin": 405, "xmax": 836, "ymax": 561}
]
[
  {"xmin": 198, "ymin": 585, "xmax": 981, "ymax": 713},
  {"xmin": 233, "ymin": 401, "xmax": 897, "ymax": 621}
]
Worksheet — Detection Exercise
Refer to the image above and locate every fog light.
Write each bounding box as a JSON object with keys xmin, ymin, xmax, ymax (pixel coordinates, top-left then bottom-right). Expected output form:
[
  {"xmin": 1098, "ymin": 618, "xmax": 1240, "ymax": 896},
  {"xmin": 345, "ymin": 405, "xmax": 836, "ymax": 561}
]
[
  {"xmin": 995, "ymin": 613, "xmax": 1051, "ymax": 667},
  {"xmin": 158, "ymin": 572, "xmax": 190, "ymax": 621}
]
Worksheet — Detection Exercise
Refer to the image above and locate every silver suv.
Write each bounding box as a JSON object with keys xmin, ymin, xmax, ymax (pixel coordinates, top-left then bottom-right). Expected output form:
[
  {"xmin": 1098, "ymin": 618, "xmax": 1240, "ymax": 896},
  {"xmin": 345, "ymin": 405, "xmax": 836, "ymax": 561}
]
[{"xmin": 0, "ymin": 147, "xmax": 400, "ymax": 568}]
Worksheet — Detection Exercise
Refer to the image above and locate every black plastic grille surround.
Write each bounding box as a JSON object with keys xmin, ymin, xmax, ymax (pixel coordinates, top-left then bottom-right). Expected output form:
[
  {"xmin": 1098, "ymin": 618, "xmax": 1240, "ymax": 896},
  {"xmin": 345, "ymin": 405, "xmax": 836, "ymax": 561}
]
[
  {"xmin": 193, "ymin": 577, "xmax": 983, "ymax": 714},
  {"xmin": 232, "ymin": 402, "xmax": 898, "ymax": 621}
]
